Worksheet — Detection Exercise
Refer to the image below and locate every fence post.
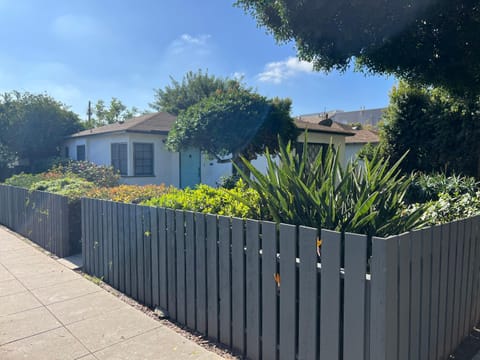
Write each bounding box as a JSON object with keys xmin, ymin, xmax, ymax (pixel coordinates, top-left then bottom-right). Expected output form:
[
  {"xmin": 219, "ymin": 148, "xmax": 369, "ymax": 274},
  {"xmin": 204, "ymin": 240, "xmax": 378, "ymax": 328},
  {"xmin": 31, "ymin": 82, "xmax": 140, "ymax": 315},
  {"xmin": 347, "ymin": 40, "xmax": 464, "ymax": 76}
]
[{"xmin": 370, "ymin": 235, "xmax": 398, "ymax": 360}]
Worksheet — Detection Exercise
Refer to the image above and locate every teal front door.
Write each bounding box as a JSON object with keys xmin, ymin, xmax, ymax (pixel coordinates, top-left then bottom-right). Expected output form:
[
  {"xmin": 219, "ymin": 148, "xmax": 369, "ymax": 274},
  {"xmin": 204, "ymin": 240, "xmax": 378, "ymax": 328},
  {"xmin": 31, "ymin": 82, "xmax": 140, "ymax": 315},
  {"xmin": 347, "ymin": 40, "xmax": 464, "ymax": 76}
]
[{"xmin": 180, "ymin": 148, "xmax": 201, "ymax": 188}]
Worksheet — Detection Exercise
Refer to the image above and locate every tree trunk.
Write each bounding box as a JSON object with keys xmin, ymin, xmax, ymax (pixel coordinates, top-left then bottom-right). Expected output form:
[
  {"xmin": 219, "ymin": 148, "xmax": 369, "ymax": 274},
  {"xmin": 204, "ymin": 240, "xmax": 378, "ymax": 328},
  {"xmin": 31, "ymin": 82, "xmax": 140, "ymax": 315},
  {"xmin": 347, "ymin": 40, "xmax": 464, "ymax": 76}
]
[{"xmin": 232, "ymin": 154, "xmax": 251, "ymax": 179}]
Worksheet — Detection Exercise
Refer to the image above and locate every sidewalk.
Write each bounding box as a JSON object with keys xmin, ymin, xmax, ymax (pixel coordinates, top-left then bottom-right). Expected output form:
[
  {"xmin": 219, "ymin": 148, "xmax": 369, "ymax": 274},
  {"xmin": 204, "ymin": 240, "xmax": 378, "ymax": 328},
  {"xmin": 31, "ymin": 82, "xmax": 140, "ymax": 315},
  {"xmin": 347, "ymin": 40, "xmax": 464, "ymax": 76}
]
[{"xmin": 0, "ymin": 226, "xmax": 223, "ymax": 360}]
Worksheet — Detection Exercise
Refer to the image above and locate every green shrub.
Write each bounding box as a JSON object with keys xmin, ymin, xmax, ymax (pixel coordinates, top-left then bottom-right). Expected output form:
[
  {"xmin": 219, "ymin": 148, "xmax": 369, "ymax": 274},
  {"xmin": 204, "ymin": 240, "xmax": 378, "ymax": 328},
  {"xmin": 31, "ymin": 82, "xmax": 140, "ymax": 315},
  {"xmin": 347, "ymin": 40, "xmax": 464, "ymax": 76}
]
[
  {"xmin": 50, "ymin": 161, "xmax": 120, "ymax": 187},
  {"xmin": 86, "ymin": 184, "xmax": 170, "ymax": 204},
  {"xmin": 405, "ymin": 172, "xmax": 479, "ymax": 204},
  {"xmin": 142, "ymin": 180, "xmax": 263, "ymax": 219},
  {"xmin": 409, "ymin": 191, "xmax": 480, "ymax": 225},
  {"xmin": 4, "ymin": 173, "xmax": 46, "ymax": 188},
  {"xmin": 236, "ymin": 139, "xmax": 428, "ymax": 237},
  {"xmin": 217, "ymin": 174, "xmax": 241, "ymax": 189},
  {"xmin": 30, "ymin": 177, "xmax": 96, "ymax": 200}
]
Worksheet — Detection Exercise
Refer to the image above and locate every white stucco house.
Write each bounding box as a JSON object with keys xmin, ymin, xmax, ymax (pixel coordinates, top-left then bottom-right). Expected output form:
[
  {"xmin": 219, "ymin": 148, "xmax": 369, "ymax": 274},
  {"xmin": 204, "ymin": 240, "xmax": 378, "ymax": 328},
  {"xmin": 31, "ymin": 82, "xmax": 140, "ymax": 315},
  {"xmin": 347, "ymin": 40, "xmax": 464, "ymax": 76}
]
[
  {"xmin": 64, "ymin": 112, "xmax": 231, "ymax": 188},
  {"xmin": 64, "ymin": 111, "xmax": 370, "ymax": 188}
]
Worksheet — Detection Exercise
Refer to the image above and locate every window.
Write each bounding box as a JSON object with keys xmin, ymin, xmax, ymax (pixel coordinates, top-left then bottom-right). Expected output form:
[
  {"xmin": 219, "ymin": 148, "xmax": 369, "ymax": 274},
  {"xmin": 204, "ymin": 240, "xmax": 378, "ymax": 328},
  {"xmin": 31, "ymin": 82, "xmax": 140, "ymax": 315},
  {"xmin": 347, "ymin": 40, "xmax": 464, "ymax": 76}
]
[
  {"xmin": 76, "ymin": 145, "xmax": 86, "ymax": 161},
  {"xmin": 134, "ymin": 143, "xmax": 153, "ymax": 176},
  {"xmin": 111, "ymin": 143, "xmax": 128, "ymax": 176},
  {"xmin": 295, "ymin": 142, "xmax": 330, "ymax": 164}
]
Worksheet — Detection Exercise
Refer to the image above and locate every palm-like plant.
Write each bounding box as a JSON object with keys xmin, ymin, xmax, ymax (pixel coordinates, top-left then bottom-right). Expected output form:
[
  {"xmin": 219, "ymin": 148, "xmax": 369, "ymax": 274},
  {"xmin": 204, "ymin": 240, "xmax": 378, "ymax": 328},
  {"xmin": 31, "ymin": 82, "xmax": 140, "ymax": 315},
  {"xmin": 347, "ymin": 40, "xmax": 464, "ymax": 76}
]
[{"xmin": 236, "ymin": 137, "xmax": 427, "ymax": 238}]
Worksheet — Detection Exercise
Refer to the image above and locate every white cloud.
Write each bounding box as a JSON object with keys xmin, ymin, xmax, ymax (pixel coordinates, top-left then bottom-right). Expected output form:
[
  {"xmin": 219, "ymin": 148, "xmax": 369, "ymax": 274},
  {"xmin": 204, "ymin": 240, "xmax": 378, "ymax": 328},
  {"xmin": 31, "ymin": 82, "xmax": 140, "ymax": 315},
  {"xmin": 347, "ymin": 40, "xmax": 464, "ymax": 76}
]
[
  {"xmin": 169, "ymin": 33, "xmax": 212, "ymax": 55},
  {"xmin": 257, "ymin": 57, "xmax": 314, "ymax": 84},
  {"xmin": 51, "ymin": 14, "xmax": 106, "ymax": 40},
  {"xmin": 232, "ymin": 71, "xmax": 245, "ymax": 80}
]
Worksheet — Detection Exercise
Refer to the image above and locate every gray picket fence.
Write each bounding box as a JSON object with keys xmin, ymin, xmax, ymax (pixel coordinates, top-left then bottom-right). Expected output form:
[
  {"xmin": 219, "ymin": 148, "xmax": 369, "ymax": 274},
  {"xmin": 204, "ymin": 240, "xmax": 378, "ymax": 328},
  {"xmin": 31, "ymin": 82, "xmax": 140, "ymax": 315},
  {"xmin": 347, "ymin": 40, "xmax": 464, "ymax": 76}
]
[
  {"xmin": 0, "ymin": 184, "xmax": 80, "ymax": 257},
  {"xmin": 81, "ymin": 197, "xmax": 480, "ymax": 360}
]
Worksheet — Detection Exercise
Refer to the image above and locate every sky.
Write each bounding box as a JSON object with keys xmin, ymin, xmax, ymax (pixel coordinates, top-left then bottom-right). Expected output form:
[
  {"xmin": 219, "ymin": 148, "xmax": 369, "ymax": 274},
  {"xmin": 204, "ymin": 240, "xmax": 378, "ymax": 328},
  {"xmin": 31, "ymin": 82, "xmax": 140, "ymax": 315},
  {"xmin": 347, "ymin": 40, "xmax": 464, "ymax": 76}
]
[{"xmin": 0, "ymin": 0, "xmax": 397, "ymax": 120}]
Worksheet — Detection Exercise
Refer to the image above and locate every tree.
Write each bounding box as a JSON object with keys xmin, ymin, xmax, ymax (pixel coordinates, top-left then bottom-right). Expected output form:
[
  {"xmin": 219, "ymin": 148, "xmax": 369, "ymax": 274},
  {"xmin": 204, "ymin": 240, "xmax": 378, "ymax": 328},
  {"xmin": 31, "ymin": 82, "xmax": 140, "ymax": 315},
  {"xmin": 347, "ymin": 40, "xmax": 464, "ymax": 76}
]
[
  {"xmin": 0, "ymin": 91, "xmax": 83, "ymax": 172},
  {"xmin": 87, "ymin": 97, "xmax": 140, "ymax": 128},
  {"xmin": 235, "ymin": 0, "xmax": 480, "ymax": 95},
  {"xmin": 380, "ymin": 81, "xmax": 480, "ymax": 177},
  {"xmin": 165, "ymin": 88, "xmax": 298, "ymax": 169},
  {"xmin": 150, "ymin": 70, "xmax": 240, "ymax": 115}
]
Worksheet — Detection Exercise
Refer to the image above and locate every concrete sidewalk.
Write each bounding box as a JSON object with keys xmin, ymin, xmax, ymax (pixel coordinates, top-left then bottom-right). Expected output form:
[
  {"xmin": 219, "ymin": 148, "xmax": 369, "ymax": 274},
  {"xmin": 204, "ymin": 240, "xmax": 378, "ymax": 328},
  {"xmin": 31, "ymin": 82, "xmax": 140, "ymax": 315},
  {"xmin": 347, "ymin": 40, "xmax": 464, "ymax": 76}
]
[{"xmin": 0, "ymin": 226, "xmax": 223, "ymax": 360}]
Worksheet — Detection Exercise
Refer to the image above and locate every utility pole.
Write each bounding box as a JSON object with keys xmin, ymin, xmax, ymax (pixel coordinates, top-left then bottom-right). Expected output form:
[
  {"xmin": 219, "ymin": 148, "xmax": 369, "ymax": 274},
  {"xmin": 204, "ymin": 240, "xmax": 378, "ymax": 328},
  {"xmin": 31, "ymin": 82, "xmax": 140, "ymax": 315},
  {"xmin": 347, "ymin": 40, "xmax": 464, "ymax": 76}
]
[{"xmin": 87, "ymin": 101, "xmax": 92, "ymax": 125}]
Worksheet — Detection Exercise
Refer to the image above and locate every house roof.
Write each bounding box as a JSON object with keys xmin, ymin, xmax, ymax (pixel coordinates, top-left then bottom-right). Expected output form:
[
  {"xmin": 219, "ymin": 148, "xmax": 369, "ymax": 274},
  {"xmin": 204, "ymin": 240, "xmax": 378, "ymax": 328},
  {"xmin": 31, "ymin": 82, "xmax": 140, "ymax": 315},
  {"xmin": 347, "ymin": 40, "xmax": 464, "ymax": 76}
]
[
  {"xmin": 68, "ymin": 111, "xmax": 359, "ymax": 139},
  {"xmin": 67, "ymin": 112, "xmax": 176, "ymax": 138},
  {"xmin": 294, "ymin": 117, "xmax": 355, "ymax": 136},
  {"xmin": 334, "ymin": 123, "xmax": 380, "ymax": 144}
]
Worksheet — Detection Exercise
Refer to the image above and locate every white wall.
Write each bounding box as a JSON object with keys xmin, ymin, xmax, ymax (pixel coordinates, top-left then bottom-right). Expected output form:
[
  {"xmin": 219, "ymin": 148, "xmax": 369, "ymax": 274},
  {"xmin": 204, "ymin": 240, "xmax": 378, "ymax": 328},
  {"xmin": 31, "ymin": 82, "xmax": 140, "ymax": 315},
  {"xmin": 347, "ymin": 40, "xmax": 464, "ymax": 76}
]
[
  {"xmin": 123, "ymin": 133, "xmax": 180, "ymax": 187},
  {"xmin": 65, "ymin": 133, "xmax": 180, "ymax": 187},
  {"xmin": 345, "ymin": 143, "xmax": 364, "ymax": 164},
  {"xmin": 64, "ymin": 138, "xmax": 87, "ymax": 161},
  {"xmin": 201, "ymin": 155, "xmax": 232, "ymax": 187}
]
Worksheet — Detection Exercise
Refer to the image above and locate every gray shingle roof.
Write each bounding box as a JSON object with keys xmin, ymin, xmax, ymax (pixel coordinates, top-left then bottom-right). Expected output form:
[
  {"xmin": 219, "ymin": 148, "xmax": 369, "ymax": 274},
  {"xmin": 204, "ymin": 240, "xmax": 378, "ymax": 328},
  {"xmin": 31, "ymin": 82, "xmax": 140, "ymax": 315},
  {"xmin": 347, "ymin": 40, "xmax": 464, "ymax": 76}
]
[{"xmin": 67, "ymin": 112, "xmax": 176, "ymax": 138}]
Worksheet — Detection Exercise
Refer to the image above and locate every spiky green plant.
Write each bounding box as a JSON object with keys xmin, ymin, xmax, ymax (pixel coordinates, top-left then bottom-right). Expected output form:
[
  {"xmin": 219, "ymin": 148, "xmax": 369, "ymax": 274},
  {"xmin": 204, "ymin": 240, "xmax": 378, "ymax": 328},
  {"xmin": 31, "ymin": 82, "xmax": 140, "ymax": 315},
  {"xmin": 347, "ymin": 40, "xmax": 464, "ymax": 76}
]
[{"xmin": 235, "ymin": 138, "xmax": 427, "ymax": 237}]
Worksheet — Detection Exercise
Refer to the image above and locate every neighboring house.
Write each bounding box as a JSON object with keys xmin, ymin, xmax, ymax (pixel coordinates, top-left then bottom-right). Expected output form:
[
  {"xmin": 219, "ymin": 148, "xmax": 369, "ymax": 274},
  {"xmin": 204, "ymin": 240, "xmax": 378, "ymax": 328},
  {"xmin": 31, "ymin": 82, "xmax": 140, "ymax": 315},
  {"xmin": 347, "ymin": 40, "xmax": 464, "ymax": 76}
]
[
  {"xmin": 297, "ymin": 112, "xmax": 380, "ymax": 163},
  {"xmin": 64, "ymin": 112, "xmax": 230, "ymax": 188},
  {"xmin": 64, "ymin": 112, "xmax": 357, "ymax": 187}
]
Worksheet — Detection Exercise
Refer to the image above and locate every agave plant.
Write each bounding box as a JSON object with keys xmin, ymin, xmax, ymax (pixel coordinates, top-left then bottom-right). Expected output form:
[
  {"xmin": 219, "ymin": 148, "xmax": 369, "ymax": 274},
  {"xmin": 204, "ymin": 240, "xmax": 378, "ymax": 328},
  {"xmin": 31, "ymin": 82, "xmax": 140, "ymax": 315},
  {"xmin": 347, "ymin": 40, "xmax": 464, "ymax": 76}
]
[{"xmin": 235, "ymin": 137, "xmax": 427, "ymax": 238}]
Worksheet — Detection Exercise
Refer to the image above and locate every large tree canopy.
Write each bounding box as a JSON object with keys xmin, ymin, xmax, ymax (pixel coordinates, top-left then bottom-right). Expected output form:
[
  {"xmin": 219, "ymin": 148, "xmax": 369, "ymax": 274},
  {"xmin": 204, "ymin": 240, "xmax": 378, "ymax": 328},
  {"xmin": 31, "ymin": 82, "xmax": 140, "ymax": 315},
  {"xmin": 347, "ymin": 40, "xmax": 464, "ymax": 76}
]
[
  {"xmin": 166, "ymin": 88, "xmax": 298, "ymax": 164},
  {"xmin": 150, "ymin": 70, "xmax": 240, "ymax": 115},
  {"xmin": 236, "ymin": 0, "xmax": 480, "ymax": 95},
  {"xmin": 0, "ymin": 91, "xmax": 83, "ymax": 172},
  {"xmin": 380, "ymin": 82, "xmax": 480, "ymax": 177}
]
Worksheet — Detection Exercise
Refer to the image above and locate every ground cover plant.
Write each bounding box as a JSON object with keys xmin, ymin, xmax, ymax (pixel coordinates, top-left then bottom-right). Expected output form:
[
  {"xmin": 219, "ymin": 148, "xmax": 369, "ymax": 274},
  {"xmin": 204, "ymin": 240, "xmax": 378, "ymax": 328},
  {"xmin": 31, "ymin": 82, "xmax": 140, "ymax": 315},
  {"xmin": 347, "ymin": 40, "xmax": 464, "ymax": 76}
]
[{"xmin": 87, "ymin": 184, "xmax": 169, "ymax": 204}]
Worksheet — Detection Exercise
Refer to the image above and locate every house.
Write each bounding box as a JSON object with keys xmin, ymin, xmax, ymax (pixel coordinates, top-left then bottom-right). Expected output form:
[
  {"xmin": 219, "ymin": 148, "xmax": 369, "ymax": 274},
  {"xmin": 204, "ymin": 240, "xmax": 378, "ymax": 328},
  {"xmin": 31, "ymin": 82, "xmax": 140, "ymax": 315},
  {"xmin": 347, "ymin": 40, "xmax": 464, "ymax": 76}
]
[
  {"xmin": 64, "ymin": 112, "xmax": 357, "ymax": 187},
  {"xmin": 295, "ymin": 113, "xmax": 381, "ymax": 163},
  {"xmin": 64, "ymin": 112, "xmax": 231, "ymax": 188}
]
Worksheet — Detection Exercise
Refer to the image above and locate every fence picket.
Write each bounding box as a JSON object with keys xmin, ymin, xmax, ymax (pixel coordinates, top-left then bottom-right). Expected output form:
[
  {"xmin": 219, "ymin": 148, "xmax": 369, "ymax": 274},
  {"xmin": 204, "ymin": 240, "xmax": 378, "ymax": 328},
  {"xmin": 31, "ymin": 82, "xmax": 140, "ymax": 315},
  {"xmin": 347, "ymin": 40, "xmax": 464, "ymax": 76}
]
[
  {"xmin": 195, "ymin": 213, "xmax": 207, "ymax": 335},
  {"xmin": 429, "ymin": 225, "xmax": 442, "ymax": 360},
  {"xmin": 298, "ymin": 226, "xmax": 318, "ymax": 360},
  {"xmin": 112, "ymin": 202, "xmax": 119, "ymax": 290},
  {"xmin": 166, "ymin": 209, "xmax": 177, "ymax": 319},
  {"xmin": 219, "ymin": 216, "xmax": 232, "ymax": 347},
  {"xmin": 398, "ymin": 232, "xmax": 412, "ymax": 360},
  {"xmin": 143, "ymin": 206, "xmax": 152, "ymax": 307},
  {"xmin": 118, "ymin": 203, "xmax": 125, "ymax": 293},
  {"xmin": 246, "ymin": 219, "xmax": 261, "ymax": 360},
  {"xmin": 176, "ymin": 210, "xmax": 186, "ymax": 325},
  {"xmin": 343, "ymin": 232, "xmax": 368, "ymax": 360},
  {"xmin": 261, "ymin": 221, "xmax": 278, "ymax": 360},
  {"xmin": 150, "ymin": 207, "xmax": 159, "ymax": 307},
  {"xmin": 453, "ymin": 221, "xmax": 465, "ymax": 347},
  {"xmin": 370, "ymin": 235, "xmax": 398, "ymax": 360},
  {"xmin": 320, "ymin": 229, "xmax": 341, "ymax": 360},
  {"xmin": 158, "ymin": 208, "xmax": 168, "ymax": 311},
  {"xmin": 185, "ymin": 211, "xmax": 196, "ymax": 330},
  {"xmin": 231, "ymin": 218, "xmax": 245, "ymax": 355},
  {"xmin": 124, "ymin": 203, "xmax": 132, "ymax": 296},
  {"xmin": 129, "ymin": 204, "xmax": 138, "ymax": 299},
  {"xmin": 206, "ymin": 214, "xmax": 219, "ymax": 340},
  {"xmin": 410, "ymin": 230, "xmax": 422, "ymax": 360}
]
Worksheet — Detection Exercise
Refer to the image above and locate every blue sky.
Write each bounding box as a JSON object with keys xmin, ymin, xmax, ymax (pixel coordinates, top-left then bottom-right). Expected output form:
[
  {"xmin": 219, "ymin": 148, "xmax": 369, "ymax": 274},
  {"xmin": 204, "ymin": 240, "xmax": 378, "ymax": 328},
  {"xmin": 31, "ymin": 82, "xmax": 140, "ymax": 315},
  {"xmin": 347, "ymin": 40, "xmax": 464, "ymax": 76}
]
[{"xmin": 0, "ymin": 0, "xmax": 396, "ymax": 119}]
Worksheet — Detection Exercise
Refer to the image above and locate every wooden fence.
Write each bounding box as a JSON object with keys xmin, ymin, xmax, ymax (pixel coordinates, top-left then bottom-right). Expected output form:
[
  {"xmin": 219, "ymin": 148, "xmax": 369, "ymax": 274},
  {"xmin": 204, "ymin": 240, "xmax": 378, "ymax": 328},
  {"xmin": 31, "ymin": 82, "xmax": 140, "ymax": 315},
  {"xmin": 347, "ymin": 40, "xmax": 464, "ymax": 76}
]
[
  {"xmin": 0, "ymin": 185, "xmax": 80, "ymax": 257},
  {"xmin": 81, "ymin": 197, "xmax": 480, "ymax": 360}
]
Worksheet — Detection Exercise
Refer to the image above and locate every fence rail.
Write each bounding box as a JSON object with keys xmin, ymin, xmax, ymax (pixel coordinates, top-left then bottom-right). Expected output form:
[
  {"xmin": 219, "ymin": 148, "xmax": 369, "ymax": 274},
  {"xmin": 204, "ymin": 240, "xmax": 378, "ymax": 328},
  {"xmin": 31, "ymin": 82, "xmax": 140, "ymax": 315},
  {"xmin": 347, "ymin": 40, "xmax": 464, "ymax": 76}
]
[
  {"xmin": 0, "ymin": 185, "xmax": 80, "ymax": 257},
  {"xmin": 81, "ymin": 197, "xmax": 480, "ymax": 360}
]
